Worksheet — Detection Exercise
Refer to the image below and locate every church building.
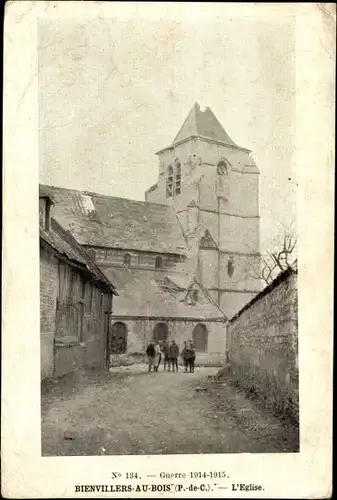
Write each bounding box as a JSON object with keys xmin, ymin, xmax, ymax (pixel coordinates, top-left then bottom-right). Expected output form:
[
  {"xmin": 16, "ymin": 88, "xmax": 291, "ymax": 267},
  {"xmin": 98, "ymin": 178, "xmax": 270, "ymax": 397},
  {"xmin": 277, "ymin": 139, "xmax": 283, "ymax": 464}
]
[{"xmin": 41, "ymin": 103, "xmax": 261, "ymax": 365}]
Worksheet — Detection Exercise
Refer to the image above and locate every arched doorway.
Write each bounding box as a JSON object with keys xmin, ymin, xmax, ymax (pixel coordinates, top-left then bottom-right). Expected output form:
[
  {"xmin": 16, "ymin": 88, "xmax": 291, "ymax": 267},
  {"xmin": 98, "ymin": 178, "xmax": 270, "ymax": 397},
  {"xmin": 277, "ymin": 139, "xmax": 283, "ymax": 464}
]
[
  {"xmin": 152, "ymin": 322, "xmax": 168, "ymax": 343},
  {"xmin": 192, "ymin": 323, "xmax": 208, "ymax": 352},
  {"xmin": 110, "ymin": 322, "xmax": 127, "ymax": 354}
]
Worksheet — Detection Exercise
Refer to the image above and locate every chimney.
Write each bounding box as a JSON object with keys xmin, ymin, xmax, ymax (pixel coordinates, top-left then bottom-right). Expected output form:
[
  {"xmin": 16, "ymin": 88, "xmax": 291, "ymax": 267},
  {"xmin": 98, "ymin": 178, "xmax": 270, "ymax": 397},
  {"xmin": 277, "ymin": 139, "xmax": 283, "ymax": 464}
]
[{"xmin": 39, "ymin": 195, "xmax": 54, "ymax": 232}]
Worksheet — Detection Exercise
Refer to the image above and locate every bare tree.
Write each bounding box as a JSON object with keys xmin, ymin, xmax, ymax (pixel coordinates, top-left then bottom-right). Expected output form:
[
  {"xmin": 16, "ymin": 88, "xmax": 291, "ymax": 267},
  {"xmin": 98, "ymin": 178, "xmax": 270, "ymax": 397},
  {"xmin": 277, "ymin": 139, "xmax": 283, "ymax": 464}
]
[{"xmin": 249, "ymin": 224, "xmax": 298, "ymax": 286}]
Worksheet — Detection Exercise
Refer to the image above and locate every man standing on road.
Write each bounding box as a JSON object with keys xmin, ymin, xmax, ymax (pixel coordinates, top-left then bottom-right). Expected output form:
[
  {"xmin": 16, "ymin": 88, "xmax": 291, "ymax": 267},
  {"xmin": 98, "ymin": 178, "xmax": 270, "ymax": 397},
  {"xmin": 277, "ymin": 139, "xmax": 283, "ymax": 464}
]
[
  {"xmin": 146, "ymin": 341, "xmax": 156, "ymax": 372},
  {"xmin": 162, "ymin": 339, "xmax": 170, "ymax": 371},
  {"xmin": 187, "ymin": 341, "xmax": 196, "ymax": 373},
  {"xmin": 181, "ymin": 341, "xmax": 189, "ymax": 372},
  {"xmin": 169, "ymin": 340, "xmax": 179, "ymax": 372}
]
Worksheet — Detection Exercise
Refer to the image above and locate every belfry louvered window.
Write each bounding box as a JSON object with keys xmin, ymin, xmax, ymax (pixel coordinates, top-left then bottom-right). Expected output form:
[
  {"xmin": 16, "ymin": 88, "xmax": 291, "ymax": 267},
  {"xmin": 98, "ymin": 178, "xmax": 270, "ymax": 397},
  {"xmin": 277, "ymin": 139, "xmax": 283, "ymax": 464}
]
[
  {"xmin": 166, "ymin": 162, "xmax": 182, "ymax": 198},
  {"xmin": 175, "ymin": 162, "xmax": 181, "ymax": 195},
  {"xmin": 166, "ymin": 166, "xmax": 174, "ymax": 198}
]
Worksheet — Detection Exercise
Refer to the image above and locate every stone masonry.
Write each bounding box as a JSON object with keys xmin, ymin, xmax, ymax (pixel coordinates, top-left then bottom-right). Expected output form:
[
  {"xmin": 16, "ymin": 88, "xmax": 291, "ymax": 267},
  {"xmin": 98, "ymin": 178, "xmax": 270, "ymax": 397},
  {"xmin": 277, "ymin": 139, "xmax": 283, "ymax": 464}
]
[
  {"xmin": 40, "ymin": 247, "xmax": 58, "ymax": 379},
  {"xmin": 227, "ymin": 268, "xmax": 298, "ymax": 423}
]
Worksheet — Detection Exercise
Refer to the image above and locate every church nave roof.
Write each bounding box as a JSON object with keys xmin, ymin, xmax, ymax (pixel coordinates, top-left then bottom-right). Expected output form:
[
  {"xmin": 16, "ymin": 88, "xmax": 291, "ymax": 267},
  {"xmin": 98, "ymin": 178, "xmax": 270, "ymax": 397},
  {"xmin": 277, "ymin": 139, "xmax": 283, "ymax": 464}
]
[{"xmin": 40, "ymin": 184, "xmax": 186, "ymax": 255}]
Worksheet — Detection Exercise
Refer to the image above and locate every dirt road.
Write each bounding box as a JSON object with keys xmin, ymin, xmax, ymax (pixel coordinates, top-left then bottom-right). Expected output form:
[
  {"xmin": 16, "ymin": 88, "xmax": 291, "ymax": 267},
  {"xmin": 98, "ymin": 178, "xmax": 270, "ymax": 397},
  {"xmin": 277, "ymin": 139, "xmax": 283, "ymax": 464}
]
[{"xmin": 41, "ymin": 365, "xmax": 299, "ymax": 456}]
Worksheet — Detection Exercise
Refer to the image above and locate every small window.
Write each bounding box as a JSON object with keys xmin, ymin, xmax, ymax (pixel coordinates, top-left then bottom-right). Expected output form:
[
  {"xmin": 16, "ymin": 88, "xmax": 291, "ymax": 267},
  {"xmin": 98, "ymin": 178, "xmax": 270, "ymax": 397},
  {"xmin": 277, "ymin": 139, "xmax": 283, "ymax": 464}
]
[
  {"xmin": 124, "ymin": 253, "xmax": 131, "ymax": 267},
  {"xmin": 155, "ymin": 256, "xmax": 163, "ymax": 269},
  {"xmin": 191, "ymin": 289, "xmax": 198, "ymax": 303},
  {"xmin": 217, "ymin": 160, "xmax": 229, "ymax": 176},
  {"xmin": 227, "ymin": 259, "xmax": 234, "ymax": 277}
]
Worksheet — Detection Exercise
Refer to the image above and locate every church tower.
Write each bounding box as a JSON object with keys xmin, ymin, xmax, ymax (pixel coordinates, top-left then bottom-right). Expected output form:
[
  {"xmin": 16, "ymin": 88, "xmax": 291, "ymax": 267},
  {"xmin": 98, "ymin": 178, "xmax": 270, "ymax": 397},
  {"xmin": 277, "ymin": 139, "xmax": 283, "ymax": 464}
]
[{"xmin": 145, "ymin": 103, "xmax": 261, "ymax": 318}]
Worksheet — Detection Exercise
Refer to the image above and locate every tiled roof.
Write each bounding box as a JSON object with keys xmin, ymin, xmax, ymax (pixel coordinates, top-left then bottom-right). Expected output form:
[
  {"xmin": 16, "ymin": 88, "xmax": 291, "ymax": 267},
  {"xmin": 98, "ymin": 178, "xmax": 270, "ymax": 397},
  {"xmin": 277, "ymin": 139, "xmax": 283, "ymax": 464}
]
[
  {"xmin": 40, "ymin": 185, "xmax": 186, "ymax": 255},
  {"xmin": 173, "ymin": 103, "xmax": 240, "ymax": 148},
  {"xmin": 104, "ymin": 268, "xmax": 222, "ymax": 319},
  {"xmin": 40, "ymin": 218, "xmax": 117, "ymax": 293}
]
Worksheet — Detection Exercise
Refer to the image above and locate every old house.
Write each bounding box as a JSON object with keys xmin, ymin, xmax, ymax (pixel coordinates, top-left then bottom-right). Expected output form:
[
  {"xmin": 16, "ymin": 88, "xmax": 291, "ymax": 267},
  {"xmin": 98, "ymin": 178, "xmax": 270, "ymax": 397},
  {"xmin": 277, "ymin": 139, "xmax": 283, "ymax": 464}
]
[
  {"xmin": 40, "ymin": 188, "xmax": 117, "ymax": 380},
  {"xmin": 41, "ymin": 103, "xmax": 261, "ymax": 365}
]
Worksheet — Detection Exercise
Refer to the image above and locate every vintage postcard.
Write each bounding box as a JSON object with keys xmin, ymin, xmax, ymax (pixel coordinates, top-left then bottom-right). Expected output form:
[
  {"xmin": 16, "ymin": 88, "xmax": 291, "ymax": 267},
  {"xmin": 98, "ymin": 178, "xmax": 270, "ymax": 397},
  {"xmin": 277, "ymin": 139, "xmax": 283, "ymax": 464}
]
[{"xmin": 2, "ymin": 1, "xmax": 334, "ymax": 498}]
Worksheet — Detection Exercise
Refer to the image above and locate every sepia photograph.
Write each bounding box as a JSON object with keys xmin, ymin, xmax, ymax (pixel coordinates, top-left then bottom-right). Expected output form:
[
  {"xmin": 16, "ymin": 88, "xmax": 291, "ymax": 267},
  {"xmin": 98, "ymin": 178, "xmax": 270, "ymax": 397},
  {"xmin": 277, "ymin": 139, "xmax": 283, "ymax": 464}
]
[
  {"xmin": 2, "ymin": 2, "xmax": 334, "ymax": 497},
  {"xmin": 38, "ymin": 11, "xmax": 300, "ymax": 457}
]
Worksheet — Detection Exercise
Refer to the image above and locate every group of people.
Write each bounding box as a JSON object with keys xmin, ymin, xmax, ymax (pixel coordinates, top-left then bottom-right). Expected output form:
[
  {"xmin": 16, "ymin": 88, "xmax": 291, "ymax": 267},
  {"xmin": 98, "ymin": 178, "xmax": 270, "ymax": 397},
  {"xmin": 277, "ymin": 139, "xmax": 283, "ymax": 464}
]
[{"xmin": 146, "ymin": 339, "xmax": 196, "ymax": 373}]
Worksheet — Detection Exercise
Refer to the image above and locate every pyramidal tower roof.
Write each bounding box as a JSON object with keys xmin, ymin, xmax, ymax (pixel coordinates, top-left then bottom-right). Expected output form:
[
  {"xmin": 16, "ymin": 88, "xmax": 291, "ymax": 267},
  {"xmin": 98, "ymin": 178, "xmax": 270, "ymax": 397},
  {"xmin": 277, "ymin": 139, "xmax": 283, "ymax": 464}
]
[{"xmin": 173, "ymin": 102, "xmax": 239, "ymax": 148}]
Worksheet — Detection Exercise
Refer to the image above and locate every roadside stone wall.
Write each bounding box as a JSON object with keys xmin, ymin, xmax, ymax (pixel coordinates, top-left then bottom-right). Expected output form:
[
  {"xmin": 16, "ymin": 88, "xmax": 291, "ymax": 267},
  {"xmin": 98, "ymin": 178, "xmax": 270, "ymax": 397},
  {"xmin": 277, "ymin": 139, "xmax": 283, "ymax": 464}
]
[{"xmin": 227, "ymin": 269, "xmax": 298, "ymax": 423}]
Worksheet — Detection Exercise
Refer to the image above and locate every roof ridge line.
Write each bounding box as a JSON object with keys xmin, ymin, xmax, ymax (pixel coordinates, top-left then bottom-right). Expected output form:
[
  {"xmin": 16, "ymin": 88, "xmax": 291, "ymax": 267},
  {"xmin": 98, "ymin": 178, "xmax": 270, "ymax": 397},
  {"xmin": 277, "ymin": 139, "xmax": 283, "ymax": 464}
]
[
  {"xmin": 172, "ymin": 102, "xmax": 198, "ymax": 143},
  {"xmin": 157, "ymin": 135, "xmax": 250, "ymax": 154},
  {"xmin": 40, "ymin": 184, "xmax": 181, "ymax": 209},
  {"xmin": 163, "ymin": 104, "xmax": 248, "ymax": 152}
]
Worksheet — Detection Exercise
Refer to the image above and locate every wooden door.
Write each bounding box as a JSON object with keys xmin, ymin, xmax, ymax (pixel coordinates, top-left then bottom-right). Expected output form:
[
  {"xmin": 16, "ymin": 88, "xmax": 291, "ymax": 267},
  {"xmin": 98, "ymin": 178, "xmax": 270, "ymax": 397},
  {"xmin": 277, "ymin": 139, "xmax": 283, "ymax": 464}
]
[{"xmin": 55, "ymin": 263, "xmax": 82, "ymax": 341}]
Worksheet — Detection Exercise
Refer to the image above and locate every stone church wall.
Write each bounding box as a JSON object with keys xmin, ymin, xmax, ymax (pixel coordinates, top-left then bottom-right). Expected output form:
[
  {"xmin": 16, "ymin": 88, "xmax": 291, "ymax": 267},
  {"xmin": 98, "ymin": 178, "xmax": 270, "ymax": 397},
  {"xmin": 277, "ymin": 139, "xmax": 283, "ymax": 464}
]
[
  {"xmin": 219, "ymin": 215, "xmax": 260, "ymax": 254},
  {"xmin": 227, "ymin": 269, "xmax": 299, "ymax": 423},
  {"xmin": 111, "ymin": 318, "xmax": 227, "ymax": 366},
  {"xmin": 219, "ymin": 253, "xmax": 261, "ymax": 291},
  {"xmin": 198, "ymin": 248, "xmax": 218, "ymax": 289},
  {"xmin": 92, "ymin": 247, "xmax": 182, "ymax": 272},
  {"xmin": 196, "ymin": 209, "xmax": 259, "ymax": 255},
  {"xmin": 229, "ymin": 170, "xmax": 259, "ymax": 216},
  {"xmin": 220, "ymin": 290, "xmax": 258, "ymax": 321}
]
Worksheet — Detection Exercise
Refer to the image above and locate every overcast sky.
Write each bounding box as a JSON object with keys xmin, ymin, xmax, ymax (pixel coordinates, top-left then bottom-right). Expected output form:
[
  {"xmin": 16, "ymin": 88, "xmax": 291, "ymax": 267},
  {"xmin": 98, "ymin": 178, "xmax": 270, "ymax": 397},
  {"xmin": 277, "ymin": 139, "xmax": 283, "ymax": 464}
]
[{"xmin": 38, "ymin": 14, "xmax": 296, "ymax": 252}]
